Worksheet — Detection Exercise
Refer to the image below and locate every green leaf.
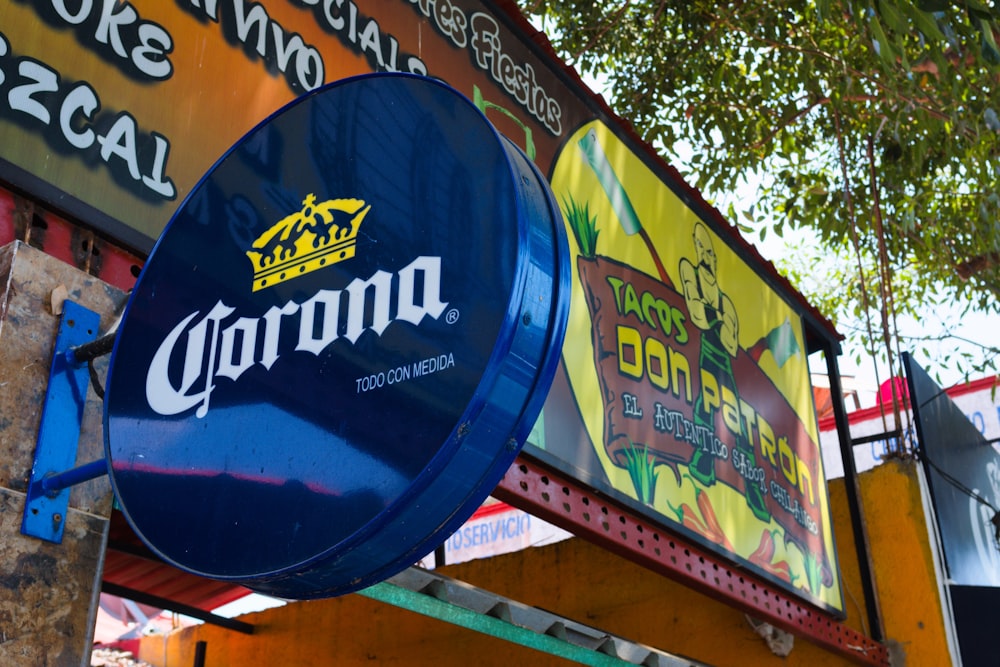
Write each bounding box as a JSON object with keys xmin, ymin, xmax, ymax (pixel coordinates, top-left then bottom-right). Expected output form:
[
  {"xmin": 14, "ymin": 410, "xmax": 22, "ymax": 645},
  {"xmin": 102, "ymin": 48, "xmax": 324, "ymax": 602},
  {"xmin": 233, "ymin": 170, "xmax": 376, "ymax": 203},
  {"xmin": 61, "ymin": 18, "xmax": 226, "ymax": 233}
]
[
  {"xmin": 965, "ymin": 0, "xmax": 996, "ymax": 21},
  {"xmin": 915, "ymin": 0, "xmax": 951, "ymax": 11},
  {"xmin": 877, "ymin": 0, "xmax": 909, "ymax": 35},
  {"xmin": 979, "ymin": 19, "xmax": 1000, "ymax": 64},
  {"xmin": 901, "ymin": 2, "xmax": 947, "ymax": 42},
  {"xmin": 868, "ymin": 15, "xmax": 897, "ymax": 68}
]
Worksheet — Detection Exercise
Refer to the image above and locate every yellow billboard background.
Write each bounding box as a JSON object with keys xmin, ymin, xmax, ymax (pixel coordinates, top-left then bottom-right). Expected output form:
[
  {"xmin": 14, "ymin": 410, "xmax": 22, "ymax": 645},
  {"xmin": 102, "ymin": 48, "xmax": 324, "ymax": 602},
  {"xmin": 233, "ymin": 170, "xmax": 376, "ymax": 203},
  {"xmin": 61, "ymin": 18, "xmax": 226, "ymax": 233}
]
[{"xmin": 549, "ymin": 120, "xmax": 842, "ymax": 612}]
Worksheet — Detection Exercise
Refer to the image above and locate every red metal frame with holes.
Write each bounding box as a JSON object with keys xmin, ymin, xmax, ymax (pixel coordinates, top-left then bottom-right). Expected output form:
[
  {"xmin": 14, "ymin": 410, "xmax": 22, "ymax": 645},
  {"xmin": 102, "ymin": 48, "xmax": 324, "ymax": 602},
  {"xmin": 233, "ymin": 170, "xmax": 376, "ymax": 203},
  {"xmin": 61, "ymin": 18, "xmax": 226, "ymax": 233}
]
[
  {"xmin": 495, "ymin": 455, "xmax": 888, "ymax": 666},
  {"xmin": 0, "ymin": 185, "xmax": 141, "ymax": 291}
]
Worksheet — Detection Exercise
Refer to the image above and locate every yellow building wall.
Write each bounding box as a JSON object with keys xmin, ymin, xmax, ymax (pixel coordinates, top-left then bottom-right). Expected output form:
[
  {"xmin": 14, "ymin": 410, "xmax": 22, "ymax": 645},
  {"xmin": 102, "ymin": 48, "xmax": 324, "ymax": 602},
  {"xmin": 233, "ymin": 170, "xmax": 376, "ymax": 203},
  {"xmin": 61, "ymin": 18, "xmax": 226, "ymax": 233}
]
[
  {"xmin": 139, "ymin": 460, "xmax": 951, "ymax": 666},
  {"xmin": 858, "ymin": 460, "xmax": 955, "ymax": 663}
]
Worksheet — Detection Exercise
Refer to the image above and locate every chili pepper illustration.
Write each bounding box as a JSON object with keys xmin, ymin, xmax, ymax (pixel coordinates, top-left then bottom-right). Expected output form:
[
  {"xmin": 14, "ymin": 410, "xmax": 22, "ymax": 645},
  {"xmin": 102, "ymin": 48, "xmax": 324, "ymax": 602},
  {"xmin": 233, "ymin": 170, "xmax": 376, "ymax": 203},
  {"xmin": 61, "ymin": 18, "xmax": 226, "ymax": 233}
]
[
  {"xmin": 748, "ymin": 528, "xmax": 799, "ymax": 585},
  {"xmin": 667, "ymin": 490, "xmax": 735, "ymax": 552},
  {"xmin": 692, "ymin": 484, "xmax": 736, "ymax": 552},
  {"xmin": 666, "ymin": 499, "xmax": 713, "ymax": 539},
  {"xmin": 749, "ymin": 528, "xmax": 777, "ymax": 563},
  {"xmin": 666, "ymin": 499, "xmax": 731, "ymax": 548}
]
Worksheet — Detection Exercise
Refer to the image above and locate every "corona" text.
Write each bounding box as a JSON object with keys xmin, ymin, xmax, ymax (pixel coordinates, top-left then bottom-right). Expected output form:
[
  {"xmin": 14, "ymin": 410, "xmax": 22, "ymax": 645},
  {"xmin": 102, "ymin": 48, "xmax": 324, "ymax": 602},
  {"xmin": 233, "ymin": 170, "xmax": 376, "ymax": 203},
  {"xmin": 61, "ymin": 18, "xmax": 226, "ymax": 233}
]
[{"xmin": 145, "ymin": 256, "xmax": 448, "ymax": 417}]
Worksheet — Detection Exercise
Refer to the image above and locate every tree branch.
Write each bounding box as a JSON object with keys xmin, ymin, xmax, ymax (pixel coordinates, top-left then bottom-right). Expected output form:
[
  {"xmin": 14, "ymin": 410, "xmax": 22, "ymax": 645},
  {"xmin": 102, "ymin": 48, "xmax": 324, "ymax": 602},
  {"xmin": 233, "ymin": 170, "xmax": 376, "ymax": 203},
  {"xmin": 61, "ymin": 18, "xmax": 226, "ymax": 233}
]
[
  {"xmin": 700, "ymin": 11, "xmax": 957, "ymax": 124},
  {"xmin": 571, "ymin": 2, "xmax": 632, "ymax": 64}
]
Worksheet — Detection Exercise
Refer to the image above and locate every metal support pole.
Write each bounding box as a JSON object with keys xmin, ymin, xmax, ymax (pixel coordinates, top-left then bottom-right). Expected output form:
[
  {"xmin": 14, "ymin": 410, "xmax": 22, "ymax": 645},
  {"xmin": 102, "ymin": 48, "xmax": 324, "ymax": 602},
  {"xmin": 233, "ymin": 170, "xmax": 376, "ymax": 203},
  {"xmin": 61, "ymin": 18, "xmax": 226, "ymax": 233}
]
[
  {"xmin": 69, "ymin": 331, "xmax": 116, "ymax": 363},
  {"xmin": 193, "ymin": 641, "xmax": 208, "ymax": 667},
  {"xmin": 826, "ymin": 346, "xmax": 885, "ymax": 641},
  {"xmin": 38, "ymin": 459, "xmax": 108, "ymax": 496},
  {"xmin": 101, "ymin": 582, "xmax": 255, "ymax": 635}
]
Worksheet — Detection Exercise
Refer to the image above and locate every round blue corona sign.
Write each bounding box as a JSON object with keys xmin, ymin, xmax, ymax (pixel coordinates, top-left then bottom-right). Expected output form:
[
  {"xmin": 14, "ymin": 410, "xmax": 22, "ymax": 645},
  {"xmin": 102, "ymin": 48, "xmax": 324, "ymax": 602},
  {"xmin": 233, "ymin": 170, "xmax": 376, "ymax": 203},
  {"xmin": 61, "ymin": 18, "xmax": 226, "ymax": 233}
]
[{"xmin": 104, "ymin": 74, "xmax": 569, "ymax": 598}]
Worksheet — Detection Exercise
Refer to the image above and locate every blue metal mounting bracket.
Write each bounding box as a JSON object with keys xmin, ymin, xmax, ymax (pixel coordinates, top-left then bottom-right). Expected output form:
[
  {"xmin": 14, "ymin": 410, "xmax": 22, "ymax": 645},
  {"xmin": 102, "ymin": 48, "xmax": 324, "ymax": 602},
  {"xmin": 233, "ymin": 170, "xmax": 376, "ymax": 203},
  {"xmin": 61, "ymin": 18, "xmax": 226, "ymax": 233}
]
[{"xmin": 21, "ymin": 300, "xmax": 105, "ymax": 543}]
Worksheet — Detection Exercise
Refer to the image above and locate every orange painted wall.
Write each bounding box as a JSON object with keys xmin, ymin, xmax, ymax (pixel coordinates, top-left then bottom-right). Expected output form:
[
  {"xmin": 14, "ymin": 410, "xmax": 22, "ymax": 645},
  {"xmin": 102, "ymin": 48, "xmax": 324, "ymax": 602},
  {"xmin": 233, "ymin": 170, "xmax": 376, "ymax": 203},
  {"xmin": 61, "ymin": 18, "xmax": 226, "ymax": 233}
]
[
  {"xmin": 139, "ymin": 460, "xmax": 952, "ymax": 666},
  {"xmin": 858, "ymin": 461, "xmax": 955, "ymax": 663}
]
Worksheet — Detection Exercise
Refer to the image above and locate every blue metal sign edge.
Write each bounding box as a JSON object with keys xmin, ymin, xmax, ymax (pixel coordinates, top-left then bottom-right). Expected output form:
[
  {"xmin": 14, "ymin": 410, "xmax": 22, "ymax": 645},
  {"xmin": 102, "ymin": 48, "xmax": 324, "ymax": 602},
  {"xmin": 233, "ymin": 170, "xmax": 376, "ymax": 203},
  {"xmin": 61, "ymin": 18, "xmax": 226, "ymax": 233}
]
[{"xmin": 103, "ymin": 73, "xmax": 571, "ymax": 598}]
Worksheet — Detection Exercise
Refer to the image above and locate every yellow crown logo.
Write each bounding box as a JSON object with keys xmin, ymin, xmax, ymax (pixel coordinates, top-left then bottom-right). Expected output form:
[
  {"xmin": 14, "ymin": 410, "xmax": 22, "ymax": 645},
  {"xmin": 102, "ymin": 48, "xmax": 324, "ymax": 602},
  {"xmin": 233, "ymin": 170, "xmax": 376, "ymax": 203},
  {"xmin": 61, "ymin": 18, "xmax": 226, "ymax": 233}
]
[{"xmin": 246, "ymin": 194, "xmax": 370, "ymax": 292}]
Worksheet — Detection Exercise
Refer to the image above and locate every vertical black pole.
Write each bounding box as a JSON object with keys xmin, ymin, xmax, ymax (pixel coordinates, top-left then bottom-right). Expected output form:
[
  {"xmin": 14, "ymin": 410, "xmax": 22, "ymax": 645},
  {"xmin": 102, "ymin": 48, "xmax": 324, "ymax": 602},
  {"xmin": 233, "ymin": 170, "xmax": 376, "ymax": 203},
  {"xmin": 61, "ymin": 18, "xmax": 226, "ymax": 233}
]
[
  {"xmin": 193, "ymin": 640, "xmax": 207, "ymax": 667},
  {"xmin": 826, "ymin": 346, "xmax": 885, "ymax": 641}
]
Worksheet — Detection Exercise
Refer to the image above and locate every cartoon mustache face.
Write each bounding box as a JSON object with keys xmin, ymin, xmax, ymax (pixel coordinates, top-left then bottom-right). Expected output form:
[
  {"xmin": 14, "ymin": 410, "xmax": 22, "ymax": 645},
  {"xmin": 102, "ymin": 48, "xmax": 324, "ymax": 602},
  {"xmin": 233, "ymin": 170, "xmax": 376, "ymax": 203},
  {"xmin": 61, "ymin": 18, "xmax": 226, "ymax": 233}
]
[{"xmin": 694, "ymin": 222, "xmax": 717, "ymax": 276}]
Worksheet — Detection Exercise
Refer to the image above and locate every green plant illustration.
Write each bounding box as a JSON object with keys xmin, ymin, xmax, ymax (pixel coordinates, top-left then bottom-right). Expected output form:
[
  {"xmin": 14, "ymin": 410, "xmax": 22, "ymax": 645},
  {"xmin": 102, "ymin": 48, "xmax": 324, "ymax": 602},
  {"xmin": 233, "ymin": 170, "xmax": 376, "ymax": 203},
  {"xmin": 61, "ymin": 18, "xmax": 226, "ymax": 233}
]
[
  {"xmin": 624, "ymin": 440, "xmax": 658, "ymax": 506},
  {"xmin": 562, "ymin": 195, "xmax": 599, "ymax": 259}
]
